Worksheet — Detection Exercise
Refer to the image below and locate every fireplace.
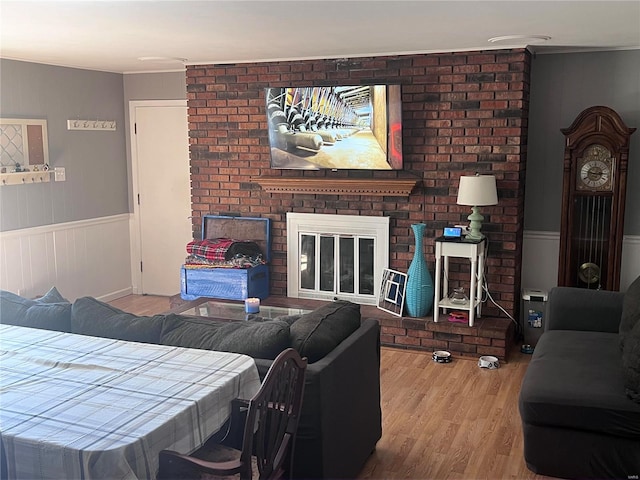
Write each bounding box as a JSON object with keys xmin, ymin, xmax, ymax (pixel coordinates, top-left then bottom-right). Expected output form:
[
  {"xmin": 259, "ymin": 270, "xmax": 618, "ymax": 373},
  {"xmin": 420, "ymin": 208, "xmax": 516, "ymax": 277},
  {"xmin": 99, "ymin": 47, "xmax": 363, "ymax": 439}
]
[{"xmin": 286, "ymin": 213, "xmax": 389, "ymax": 304}]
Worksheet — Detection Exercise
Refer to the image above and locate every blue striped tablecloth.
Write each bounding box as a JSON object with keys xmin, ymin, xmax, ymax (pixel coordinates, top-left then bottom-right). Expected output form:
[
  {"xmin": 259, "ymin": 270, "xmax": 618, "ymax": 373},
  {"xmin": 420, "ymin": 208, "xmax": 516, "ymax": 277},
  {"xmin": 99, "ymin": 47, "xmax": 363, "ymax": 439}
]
[{"xmin": 0, "ymin": 324, "xmax": 261, "ymax": 479}]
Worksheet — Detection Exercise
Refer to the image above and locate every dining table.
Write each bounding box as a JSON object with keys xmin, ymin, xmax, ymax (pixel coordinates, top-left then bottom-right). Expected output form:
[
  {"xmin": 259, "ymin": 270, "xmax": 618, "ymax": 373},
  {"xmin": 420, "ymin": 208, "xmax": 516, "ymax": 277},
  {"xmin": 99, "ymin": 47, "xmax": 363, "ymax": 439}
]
[{"xmin": 0, "ymin": 324, "xmax": 262, "ymax": 479}]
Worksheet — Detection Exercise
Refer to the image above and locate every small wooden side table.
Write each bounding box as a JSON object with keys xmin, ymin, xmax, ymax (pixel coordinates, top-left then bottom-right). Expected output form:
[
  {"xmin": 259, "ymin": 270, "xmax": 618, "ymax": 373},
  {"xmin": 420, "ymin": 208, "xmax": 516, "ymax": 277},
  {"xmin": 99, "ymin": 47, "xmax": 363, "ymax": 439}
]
[{"xmin": 433, "ymin": 237, "xmax": 486, "ymax": 326}]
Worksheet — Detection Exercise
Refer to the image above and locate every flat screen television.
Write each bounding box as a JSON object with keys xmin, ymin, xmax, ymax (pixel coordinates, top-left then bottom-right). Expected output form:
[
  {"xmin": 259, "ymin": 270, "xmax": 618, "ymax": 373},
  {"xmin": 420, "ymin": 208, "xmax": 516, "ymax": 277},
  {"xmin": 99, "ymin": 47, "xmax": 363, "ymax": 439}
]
[{"xmin": 265, "ymin": 85, "xmax": 403, "ymax": 170}]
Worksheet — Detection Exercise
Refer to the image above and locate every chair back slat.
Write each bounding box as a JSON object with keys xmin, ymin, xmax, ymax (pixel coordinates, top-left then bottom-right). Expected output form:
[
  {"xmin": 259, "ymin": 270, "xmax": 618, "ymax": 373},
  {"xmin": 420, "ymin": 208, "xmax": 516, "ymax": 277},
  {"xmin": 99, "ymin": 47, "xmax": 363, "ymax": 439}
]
[{"xmin": 241, "ymin": 348, "xmax": 307, "ymax": 480}]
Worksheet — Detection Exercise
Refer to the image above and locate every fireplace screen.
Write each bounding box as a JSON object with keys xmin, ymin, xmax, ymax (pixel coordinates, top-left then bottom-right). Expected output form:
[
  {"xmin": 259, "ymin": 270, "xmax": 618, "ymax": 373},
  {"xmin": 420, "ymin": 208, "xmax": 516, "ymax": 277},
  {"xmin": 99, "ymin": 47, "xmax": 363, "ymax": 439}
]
[
  {"xmin": 299, "ymin": 233, "xmax": 375, "ymax": 298},
  {"xmin": 287, "ymin": 213, "xmax": 389, "ymax": 304}
]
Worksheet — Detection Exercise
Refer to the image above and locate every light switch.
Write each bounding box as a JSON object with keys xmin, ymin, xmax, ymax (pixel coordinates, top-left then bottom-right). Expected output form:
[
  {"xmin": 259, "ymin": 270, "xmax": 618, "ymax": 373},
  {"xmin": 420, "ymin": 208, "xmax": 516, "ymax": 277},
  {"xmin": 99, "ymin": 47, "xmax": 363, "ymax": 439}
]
[{"xmin": 54, "ymin": 167, "xmax": 66, "ymax": 182}]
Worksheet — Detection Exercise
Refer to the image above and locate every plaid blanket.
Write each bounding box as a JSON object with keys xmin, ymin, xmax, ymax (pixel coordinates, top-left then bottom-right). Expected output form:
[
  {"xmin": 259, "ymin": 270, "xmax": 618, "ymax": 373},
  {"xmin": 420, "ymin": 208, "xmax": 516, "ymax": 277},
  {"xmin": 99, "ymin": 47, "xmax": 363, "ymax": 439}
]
[
  {"xmin": 187, "ymin": 238, "xmax": 262, "ymax": 262},
  {"xmin": 186, "ymin": 238, "xmax": 235, "ymax": 261}
]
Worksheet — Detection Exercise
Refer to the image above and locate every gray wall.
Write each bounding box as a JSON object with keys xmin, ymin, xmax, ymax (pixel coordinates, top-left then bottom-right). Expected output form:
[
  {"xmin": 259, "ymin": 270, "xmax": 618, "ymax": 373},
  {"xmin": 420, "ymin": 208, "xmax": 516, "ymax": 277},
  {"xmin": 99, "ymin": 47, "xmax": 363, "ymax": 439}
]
[
  {"xmin": 123, "ymin": 72, "xmax": 186, "ymax": 101},
  {"xmin": 0, "ymin": 59, "xmax": 129, "ymax": 231},
  {"xmin": 4, "ymin": 53, "xmax": 638, "ymax": 235},
  {"xmin": 525, "ymin": 50, "xmax": 640, "ymax": 234}
]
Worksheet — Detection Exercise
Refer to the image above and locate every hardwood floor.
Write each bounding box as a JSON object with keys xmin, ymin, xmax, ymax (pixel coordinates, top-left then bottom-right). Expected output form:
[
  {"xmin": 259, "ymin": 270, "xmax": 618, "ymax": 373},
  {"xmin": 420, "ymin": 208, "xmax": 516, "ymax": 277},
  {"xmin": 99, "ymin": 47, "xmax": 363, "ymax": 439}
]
[
  {"xmin": 110, "ymin": 294, "xmax": 556, "ymax": 480},
  {"xmin": 358, "ymin": 348, "xmax": 554, "ymax": 480},
  {"xmin": 109, "ymin": 294, "xmax": 171, "ymax": 316}
]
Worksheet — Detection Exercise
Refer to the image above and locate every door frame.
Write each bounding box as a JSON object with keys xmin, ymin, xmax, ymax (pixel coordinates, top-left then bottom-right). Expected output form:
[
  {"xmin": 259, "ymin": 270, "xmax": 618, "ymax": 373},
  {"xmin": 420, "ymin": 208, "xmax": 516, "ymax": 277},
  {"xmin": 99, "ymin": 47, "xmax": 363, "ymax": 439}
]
[{"xmin": 128, "ymin": 99, "xmax": 189, "ymax": 294}]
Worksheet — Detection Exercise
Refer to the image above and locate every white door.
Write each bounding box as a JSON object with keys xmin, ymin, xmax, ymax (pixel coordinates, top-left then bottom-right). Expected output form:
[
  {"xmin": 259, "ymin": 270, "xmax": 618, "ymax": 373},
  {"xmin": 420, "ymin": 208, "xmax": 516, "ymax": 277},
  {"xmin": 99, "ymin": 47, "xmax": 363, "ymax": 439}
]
[{"xmin": 130, "ymin": 101, "xmax": 191, "ymax": 296}]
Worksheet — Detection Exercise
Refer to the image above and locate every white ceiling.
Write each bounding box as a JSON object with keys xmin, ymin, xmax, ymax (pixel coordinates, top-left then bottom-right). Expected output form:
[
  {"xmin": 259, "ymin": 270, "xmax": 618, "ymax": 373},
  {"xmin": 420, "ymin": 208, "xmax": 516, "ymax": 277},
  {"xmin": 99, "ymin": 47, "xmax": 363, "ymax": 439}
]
[{"xmin": 1, "ymin": 1, "xmax": 639, "ymax": 74}]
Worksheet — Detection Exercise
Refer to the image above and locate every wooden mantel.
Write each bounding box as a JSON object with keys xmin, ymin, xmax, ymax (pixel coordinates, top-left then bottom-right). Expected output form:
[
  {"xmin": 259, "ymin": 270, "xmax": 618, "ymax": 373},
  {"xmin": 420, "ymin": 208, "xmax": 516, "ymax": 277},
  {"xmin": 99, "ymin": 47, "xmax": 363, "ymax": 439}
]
[{"xmin": 252, "ymin": 176, "xmax": 419, "ymax": 196}]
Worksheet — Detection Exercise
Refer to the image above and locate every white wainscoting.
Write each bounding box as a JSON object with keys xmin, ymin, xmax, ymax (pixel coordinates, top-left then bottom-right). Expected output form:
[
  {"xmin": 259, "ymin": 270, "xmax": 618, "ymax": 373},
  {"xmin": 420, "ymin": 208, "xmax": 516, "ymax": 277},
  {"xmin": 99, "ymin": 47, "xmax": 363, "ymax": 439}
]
[
  {"xmin": 521, "ymin": 230, "xmax": 640, "ymax": 293},
  {"xmin": 0, "ymin": 214, "xmax": 132, "ymax": 301},
  {"xmin": 2, "ymin": 222, "xmax": 638, "ymax": 303}
]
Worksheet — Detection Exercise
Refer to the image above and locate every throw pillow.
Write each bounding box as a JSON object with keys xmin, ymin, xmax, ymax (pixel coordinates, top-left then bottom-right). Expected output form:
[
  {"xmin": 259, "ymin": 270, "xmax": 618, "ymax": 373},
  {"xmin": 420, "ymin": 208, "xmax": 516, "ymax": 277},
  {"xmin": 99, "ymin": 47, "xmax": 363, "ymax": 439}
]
[
  {"xmin": 289, "ymin": 300, "xmax": 361, "ymax": 363},
  {"xmin": 71, "ymin": 296, "xmax": 165, "ymax": 344},
  {"xmin": 160, "ymin": 314, "xmax": 290, "ymax": 359},
  {"xmin": 622, "ymin": 315, "xmax": 640, "ymax": 403},
  {"xmin": 620, "ymin": 275, "xmax": 640, "ymax": 349},
  {"xmin": 0, "ymin": 289, "xmax": 71, "ymax": 332},
  {"xmin": 38, "ymin": 286, "xmax": 69, "ymax": 304}
]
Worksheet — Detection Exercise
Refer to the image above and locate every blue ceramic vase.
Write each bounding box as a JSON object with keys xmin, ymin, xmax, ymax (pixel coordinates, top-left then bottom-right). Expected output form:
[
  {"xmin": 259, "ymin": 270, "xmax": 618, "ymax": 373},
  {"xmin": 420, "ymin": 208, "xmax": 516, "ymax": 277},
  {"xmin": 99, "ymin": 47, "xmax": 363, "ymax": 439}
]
[{"xmin": 405, "ymin": 223, "xmax": 434, "ymax": 317}]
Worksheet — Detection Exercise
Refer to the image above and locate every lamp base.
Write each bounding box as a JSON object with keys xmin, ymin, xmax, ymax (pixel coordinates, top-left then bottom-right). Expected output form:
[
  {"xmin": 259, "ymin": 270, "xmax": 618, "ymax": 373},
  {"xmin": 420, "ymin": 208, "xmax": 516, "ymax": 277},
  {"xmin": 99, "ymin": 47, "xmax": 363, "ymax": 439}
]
[{"xmin": 466, "ymin": 206, "xmax": 485, "ymax": 240}]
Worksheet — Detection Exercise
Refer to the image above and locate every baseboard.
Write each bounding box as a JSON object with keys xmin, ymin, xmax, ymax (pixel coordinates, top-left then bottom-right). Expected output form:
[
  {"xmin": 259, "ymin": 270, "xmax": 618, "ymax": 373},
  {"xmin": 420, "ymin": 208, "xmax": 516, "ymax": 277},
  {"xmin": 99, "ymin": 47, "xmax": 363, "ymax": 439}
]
[{"xmin": 96, "ymin": 287, "xmax": 134, "ymax": 303}]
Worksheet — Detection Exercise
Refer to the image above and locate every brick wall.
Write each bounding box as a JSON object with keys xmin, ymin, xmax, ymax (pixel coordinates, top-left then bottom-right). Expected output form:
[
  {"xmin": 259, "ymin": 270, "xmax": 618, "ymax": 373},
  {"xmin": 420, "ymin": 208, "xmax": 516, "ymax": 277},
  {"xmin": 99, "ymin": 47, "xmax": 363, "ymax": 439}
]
[{"xmin": 186, "ymin": 48, "xmax": 531, "ymax": 320}]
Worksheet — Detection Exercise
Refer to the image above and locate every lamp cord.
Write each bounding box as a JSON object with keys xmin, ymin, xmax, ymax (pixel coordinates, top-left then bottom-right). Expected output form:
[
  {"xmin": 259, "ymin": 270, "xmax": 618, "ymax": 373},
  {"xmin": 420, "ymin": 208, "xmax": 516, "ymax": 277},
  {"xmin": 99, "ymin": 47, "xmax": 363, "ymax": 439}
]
[{"xmin": 480, "ymin": 238, "xmax": 522, "ymax": 339}]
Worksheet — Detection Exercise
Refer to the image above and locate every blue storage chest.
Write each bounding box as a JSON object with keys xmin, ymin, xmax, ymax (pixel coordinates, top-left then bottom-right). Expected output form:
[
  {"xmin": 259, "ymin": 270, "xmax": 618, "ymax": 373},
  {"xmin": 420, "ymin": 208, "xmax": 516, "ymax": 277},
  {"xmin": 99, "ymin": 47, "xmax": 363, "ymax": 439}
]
[{"xmin": 180, "ymin": 215, "xmax": 271, "ymax": 301}]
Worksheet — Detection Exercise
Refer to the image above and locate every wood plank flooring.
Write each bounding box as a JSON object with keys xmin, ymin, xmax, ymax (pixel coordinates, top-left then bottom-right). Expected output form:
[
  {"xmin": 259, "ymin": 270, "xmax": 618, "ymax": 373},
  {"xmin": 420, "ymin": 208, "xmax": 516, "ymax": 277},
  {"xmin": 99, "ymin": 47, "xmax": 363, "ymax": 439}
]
[{"xmin": 109, "ymin": 294, "xmax": 556, "ymax": 480}]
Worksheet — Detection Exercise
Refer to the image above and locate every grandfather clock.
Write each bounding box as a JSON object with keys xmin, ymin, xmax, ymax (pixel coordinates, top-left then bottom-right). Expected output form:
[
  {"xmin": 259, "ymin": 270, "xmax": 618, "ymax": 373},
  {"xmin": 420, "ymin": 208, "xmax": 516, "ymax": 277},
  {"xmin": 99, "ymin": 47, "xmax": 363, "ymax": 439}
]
[{"xmin": 559, "ymin": 106, "xmax": 635, "ymax": 291}]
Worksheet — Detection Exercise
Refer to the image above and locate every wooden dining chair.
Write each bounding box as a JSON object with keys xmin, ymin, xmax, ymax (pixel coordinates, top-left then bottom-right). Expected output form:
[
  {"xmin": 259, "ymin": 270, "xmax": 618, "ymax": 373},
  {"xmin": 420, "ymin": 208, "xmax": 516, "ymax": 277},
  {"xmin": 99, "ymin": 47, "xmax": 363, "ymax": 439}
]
[{"xmin": 158, "ymin": 348, "xmax": 307, "ymax": 480}]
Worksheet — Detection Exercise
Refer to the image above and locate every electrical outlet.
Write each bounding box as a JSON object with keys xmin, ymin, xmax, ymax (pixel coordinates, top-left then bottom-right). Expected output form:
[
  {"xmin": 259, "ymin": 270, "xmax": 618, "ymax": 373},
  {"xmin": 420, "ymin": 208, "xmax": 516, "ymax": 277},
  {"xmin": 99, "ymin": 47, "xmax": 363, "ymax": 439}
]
[{"xmin": 54, "ymin": 167, "xmax": 66, "ymax": 182}]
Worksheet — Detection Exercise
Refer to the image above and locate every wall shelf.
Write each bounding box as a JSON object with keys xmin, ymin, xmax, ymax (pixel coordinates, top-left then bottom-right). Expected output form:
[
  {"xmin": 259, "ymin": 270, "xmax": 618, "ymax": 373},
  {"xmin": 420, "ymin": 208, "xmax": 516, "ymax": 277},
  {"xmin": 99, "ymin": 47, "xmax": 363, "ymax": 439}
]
[
  {"xmin": 1, "ymin": 170, "xmax": 52, "ymax": 186},
  {"xmin": 252, "ymin": 177, "xmax": 418, "ymax": 196}
]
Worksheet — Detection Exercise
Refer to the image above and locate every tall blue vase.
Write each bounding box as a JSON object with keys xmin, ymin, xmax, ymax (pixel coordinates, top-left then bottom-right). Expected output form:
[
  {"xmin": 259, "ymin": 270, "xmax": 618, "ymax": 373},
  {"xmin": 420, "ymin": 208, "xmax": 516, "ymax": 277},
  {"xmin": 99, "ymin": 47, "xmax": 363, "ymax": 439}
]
[{"xmin": 405, "ymin": 223, "xmax": 434, "ymax": 317}]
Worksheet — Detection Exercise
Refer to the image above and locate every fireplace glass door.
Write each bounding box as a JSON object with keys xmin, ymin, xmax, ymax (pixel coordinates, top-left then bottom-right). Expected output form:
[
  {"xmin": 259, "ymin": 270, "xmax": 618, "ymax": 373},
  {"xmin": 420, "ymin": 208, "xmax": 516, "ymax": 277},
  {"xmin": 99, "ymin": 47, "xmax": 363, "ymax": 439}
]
[{"xmin": 299, "ymin": 233, "xmax": 375, "ymax": 299}]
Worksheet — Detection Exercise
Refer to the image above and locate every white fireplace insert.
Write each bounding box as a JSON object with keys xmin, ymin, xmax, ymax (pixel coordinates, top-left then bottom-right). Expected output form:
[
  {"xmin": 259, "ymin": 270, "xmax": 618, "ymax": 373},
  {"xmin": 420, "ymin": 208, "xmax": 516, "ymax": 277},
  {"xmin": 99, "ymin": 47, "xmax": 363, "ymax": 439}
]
[{"xmin": 286, "ymin": 213, "xmax": 389, "ymax": 304}]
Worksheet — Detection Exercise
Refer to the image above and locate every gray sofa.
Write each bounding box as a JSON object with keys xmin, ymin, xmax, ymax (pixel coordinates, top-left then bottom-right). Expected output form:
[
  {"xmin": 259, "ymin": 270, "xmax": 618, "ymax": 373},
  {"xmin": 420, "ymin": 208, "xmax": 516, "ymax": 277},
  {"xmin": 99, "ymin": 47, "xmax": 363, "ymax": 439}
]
[
  {"xmin": 0, "ymin": 290, "xmax": 382, "ymax": 479},
  {"xmin": 518, "ymin": 276, "xmax": 640, "ymax": 479}
]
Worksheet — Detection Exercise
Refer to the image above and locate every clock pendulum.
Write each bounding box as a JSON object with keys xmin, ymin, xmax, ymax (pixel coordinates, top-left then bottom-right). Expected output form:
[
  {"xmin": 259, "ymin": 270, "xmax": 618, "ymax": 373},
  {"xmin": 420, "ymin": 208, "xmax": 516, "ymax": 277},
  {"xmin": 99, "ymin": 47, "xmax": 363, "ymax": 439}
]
[{"xmin": 558, "ymin": 106, "xmax": 635, "ymax": 291}]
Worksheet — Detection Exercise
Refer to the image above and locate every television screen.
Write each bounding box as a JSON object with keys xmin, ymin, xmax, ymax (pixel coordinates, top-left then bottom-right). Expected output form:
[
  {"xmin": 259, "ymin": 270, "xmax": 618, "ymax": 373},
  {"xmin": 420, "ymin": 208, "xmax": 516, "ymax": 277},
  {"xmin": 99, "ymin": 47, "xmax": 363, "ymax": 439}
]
[{"xmin": 265, "ymin": 85, "xmax": 403, "ymax": 170}]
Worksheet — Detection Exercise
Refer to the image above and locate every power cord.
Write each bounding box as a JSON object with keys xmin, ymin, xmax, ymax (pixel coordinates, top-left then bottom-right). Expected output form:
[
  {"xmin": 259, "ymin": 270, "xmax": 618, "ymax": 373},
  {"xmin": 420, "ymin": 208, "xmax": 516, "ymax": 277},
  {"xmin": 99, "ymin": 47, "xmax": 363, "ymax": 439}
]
[
  {"xmin": 479, "ymin": 238, "xmax": 522, "ymax": 339},
  {"xmin": 481, "ymin": 279, "xmax": 517, "ymax": 325}
]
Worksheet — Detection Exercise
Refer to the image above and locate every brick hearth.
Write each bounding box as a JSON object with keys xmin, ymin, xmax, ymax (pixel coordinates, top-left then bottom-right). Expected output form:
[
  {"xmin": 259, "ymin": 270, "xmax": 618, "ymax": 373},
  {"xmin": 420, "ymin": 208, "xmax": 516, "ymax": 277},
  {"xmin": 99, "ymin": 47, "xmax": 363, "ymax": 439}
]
[{"xmin": 377, "ymin": 313, "xmax": 514, "ymax": 361}]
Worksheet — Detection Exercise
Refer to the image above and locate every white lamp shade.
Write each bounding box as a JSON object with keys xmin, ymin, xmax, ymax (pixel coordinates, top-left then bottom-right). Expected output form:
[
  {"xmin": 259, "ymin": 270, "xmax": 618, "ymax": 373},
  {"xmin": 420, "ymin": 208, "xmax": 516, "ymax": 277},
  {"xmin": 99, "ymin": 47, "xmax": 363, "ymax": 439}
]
[{"xmin": 457, "ymin": 175, "xmax": 498, "ymax": 206}]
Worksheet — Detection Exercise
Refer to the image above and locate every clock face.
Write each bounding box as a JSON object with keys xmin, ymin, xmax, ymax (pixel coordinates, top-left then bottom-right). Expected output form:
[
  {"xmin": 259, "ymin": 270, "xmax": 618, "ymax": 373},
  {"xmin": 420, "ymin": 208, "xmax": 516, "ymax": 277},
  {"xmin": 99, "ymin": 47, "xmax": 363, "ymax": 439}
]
[
  {"xmin": 580, "ymin": 159, "xmax": 610, "ymax": 188},
  {"xmin": 576, "ymin": 144, "xmax": 614, "ymax": 191}
]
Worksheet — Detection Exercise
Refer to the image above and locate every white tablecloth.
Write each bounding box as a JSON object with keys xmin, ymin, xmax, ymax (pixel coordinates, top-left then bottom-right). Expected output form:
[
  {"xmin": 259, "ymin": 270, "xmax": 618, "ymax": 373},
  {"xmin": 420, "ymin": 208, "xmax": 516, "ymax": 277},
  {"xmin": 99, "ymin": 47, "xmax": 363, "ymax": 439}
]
[{"xmin": 0, "ymin": 324, "xmax": 261, "ymax": 479}]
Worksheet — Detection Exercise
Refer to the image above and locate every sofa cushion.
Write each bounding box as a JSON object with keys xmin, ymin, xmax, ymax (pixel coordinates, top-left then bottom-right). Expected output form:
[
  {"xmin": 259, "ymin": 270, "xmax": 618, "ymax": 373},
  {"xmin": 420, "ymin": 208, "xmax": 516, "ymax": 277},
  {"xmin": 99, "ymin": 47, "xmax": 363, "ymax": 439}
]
[
  {"xmin": 71, "ymin": 296, "xmax": 165, "ymax": 344},
  {"xmin": 620, "ymin": 275, "xmax": 640, "ymax": 349},
  {"xmin": 249, "ymin": 314, "xmax": 301, "ymax": 325},
  {"xmin": 160, "ymin": 315, "xmax": 290, "ymax": 359},
  {"xmin": 273, "ymin": 314, "xmax": 302, "ymax": 325},
  {"xmin": 289, "ymin": 300, "xmax": 361, "ymax": 363},
  {"xmin": 622, "ymin": 318, "xmax": 640, "ymax": 403},
  {"xmin": 0, "ymin": 288, "xmax": 71, "ymax": 332},
  {"xmin": 519, "ymin": 330, "xmax": 640, "ymax": 438}
]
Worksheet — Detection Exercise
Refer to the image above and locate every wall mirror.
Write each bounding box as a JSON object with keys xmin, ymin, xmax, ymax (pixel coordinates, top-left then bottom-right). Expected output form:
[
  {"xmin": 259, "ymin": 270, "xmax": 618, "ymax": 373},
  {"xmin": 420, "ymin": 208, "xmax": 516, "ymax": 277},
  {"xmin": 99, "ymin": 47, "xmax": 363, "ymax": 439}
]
[{"xmin": 0, "ymin": 118, "xmax": 49, "ymax": 170}]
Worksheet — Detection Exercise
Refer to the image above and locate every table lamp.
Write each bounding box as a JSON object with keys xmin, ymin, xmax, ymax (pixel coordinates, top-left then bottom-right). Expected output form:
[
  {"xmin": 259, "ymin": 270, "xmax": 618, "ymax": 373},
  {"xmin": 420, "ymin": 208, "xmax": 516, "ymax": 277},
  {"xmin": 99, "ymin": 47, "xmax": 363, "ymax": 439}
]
[{"xmin": 456, "ymin": 174, "xmax": 498, "ymax": 241}]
